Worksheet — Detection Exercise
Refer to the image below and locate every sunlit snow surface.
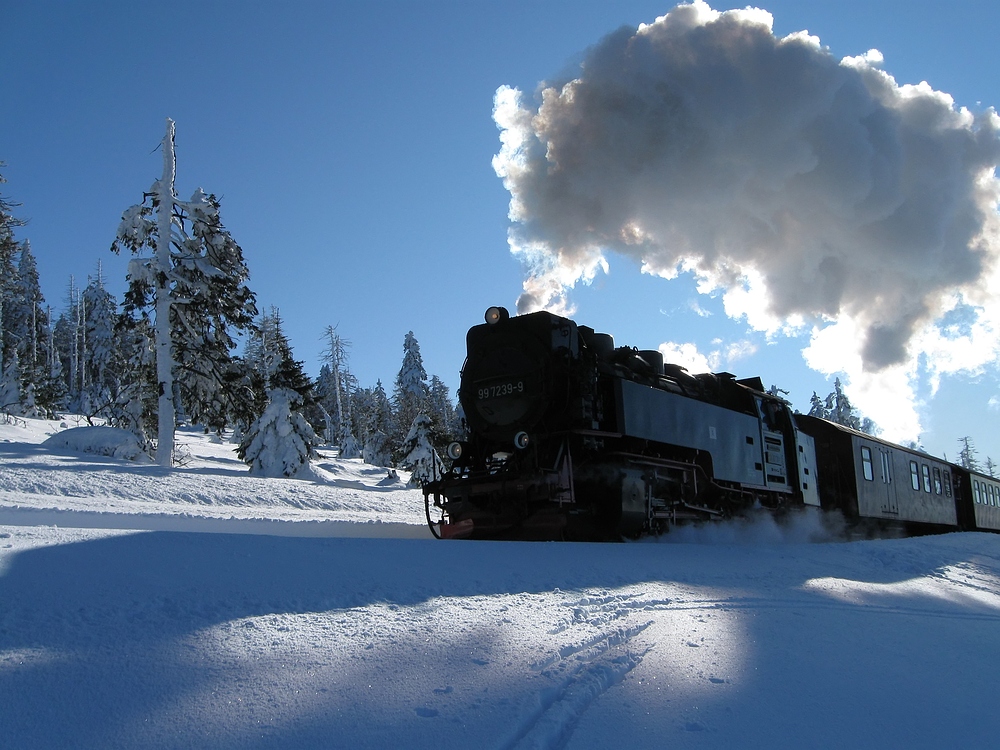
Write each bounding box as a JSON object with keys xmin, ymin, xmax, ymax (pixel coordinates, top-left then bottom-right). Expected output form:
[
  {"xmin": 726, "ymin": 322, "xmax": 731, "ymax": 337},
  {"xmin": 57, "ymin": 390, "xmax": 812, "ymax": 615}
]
[{"xmin": 2, "ymin": 417, "xmax": 1000, "ymax": 749}]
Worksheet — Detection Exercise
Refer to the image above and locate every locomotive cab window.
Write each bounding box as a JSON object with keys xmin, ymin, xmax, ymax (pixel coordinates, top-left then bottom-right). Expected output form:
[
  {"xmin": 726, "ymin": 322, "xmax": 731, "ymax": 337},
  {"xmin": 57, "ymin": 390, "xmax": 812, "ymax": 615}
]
[
  {"xmin": 860, "ymin": 446, "xmax": 874, "ymax": 481},
  {"xmin": 910, "ymin": 461, "xmax": 920, "ymax": 491}
]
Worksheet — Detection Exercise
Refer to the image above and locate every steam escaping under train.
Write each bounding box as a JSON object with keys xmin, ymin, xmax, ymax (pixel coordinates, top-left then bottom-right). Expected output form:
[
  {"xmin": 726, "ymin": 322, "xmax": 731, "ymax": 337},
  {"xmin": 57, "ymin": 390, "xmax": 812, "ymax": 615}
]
[{"xmin": 423, "ymin": 306, "xmax": 1000, "ymax": 541}]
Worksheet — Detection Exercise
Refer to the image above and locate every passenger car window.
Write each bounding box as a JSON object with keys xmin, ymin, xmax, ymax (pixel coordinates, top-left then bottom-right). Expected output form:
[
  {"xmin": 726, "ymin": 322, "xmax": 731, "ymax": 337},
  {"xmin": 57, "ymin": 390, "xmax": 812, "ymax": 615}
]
[
  {"xmin": 910, "ymin": 461, "xmax": 919, "ymax": 491},
  {"xmin": 933, "ymin": 468, "xmax": 942, "ymax": 495},
  {"xmin": 974, "ymin": 480, "xmax": 981, "ymax": 504},
  {"xmin": 861, "ymin": 446, "xmax": 874, "ymax": 481},
  {"xmin": 944, "ymin": 472, "xmax": 952, "ymax": 497},
  {"xmin": 922, "ymin": 464, "xmax": 931, "ymax": 493}
]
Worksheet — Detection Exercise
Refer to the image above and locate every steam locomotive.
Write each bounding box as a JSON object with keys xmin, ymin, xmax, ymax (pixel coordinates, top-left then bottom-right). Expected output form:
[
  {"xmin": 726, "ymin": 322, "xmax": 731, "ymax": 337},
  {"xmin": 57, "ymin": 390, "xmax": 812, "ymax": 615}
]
[{"xmin": 423, "ymin": 306, "xmax": 1000, "ymax": 541}]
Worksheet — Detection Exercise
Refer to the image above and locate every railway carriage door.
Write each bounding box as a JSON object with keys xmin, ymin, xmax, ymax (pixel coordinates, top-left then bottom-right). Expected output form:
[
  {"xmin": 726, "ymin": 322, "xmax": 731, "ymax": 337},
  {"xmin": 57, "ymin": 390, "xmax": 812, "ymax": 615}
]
[
  {"xmin": 755, "ymin": 397, "xmax": 789, "ymax": 490},
  {"xmin": 879, "ymin": 447, "xmax": 898, "ymax": 515}
]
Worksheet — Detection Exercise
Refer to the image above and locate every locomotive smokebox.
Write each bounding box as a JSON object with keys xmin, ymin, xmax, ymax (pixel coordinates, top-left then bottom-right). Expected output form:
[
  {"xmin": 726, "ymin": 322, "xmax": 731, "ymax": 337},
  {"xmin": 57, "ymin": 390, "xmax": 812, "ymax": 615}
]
[{"xmin": 459, "ymin": 309, "xmax": 579, "ymax": 444}]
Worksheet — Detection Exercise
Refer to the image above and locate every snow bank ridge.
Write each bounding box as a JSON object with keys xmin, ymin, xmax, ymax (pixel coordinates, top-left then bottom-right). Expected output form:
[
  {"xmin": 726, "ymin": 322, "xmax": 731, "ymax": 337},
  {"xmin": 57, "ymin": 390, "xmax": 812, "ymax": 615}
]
[{"xmin": 41, "ymin": 426, "xmax": 151, "ymax": 463}]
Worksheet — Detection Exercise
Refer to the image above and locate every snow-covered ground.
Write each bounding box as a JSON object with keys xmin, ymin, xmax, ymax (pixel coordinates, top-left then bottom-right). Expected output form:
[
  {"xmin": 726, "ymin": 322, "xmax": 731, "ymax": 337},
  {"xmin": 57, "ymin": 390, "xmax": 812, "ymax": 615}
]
[
  {"xmin": 0, "ymin": 416, "xmax": 428, "ymax": 536},
  {"xmin": 2, "ymin": 417, "xmax": 1000, "ymax": 749}
]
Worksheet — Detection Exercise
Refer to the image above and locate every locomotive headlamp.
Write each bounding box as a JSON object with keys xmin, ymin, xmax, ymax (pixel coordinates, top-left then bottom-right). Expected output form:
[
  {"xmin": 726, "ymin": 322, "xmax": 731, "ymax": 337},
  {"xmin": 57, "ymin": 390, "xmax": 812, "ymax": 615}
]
[
  {"xmin": 446, "ymin": 441, "xmax": 464, "ymax": 460},
  {"xmin": 485, "ymin": 306, "xmax": 510, "ymax": 325},
  {"xmin": 514, "ymin": 431, "xmax": 530, "ymax": 450}
]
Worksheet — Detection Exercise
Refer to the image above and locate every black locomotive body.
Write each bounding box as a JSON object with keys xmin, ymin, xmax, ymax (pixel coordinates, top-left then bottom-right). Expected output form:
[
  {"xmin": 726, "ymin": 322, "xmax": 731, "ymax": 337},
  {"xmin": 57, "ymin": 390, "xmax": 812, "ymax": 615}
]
[
  {"xmin": 423, "ymin": 306, "xmax": 998, "ymax": 541},
  {"xmin": 424, "ymin": 306, "xmax": 819, "ymax": 539}
]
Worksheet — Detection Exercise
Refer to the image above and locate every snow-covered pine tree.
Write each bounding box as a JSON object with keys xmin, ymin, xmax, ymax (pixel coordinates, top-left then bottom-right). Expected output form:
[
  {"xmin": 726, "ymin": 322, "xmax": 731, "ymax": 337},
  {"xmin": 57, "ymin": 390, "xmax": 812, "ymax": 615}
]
[
  {"xmin": 10, "ymin": 243, "xmax": 44, "ymax": 369},
  {"xmin": 400, "ymin": 413, "xmax": 443, "ymax": 487},
  {"xmin": 11, "ymin": 242, "xmax": 56, "ymax": 415},
  {"xmin": 51, "ymin": 301, "xmax": 79, "ymax": 407},
  {"xmin": 958, "ymin": 437, "xmax": 981, "ymax": 472},
  {"xmin": 242, "ymin": 308, "xmax": 314, "ymax": 408},
  {"xmin": 0, "ymin": 349, "xmax": 21, "ymax": 414},
  {"xmin": 319, "ymin": 325, "xmax": 360, "ymax": 455},
  {"xmin": 111, "ymin": 119, "xmax": 257, "ymax": 466},
  {"xmin": 362, "ymin": 429, "xmax": 392, "ymax": 468},
  {"xmin": 314, "ymin": 364, "xmax": 336, "ymax": 441},
  {"xmin": 79, "ymin": 270, "xmax": 122, "ymax": 418},
  {"xmin": 36, "ymin": 305, "xmax": 67, "ymax": 412},
  {"xmin": 807, "ymin": 392, "xmax": 827, "ymax": 418},
  {"xmin": 357, "ymin": 380, "xmax": 393, "ymax": 466},
  {"xmin": 392, "ymin": 331, "xmax": 429, "ymax": 456},
  {"xmin": 237, "ymin": 308, "xmax": 318, "ymax": 476},
  {"xmin": 809, "ymin": 379, "xmax": 879, "ymax": 436},
  {"xmin": 0, "ymin": 164, "xmax": 26, "ymax": 402},
  {"xmin": 828, "ymin": 378, "xmax": 860, "ymax": 430},
  {"xmin": 424, "ymin": 374, "xmax": 461, "ymax": 458},
  {"xmin": 237, "ymin": 387, "xmax": 318, "ymax": 478},
  {"xmin": 347, "ymin": 385, "xmax": 372, "ymax": 449},
  {"xmin": 428, "ymin": 375, "xmax": 457, "ymax": 436},
  {"xmin": 108, "ymin": 311, "xmax": 156, "ymax": 451}
]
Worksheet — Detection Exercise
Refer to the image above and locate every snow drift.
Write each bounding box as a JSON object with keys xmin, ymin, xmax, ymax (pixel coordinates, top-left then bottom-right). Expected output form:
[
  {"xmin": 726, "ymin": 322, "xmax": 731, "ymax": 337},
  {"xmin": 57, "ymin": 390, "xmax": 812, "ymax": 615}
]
[{"xmin": 42, "ymin": 426, "xmax": 151, "ymax": 463}]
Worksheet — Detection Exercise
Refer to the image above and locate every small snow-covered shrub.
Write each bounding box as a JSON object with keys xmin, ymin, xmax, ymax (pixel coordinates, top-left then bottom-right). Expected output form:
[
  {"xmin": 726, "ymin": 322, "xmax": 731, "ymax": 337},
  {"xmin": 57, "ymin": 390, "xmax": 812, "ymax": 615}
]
[{"xmin": 42, "ymin": 426, "xmax": 152, "ymax": 462}]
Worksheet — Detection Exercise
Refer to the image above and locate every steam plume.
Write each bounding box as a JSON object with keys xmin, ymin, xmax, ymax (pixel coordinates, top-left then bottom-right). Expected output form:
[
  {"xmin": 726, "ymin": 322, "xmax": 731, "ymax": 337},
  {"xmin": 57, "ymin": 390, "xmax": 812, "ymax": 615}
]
[{"xmin": 493, "ymin": 1, "xmax": 1000, "ymax": 437}]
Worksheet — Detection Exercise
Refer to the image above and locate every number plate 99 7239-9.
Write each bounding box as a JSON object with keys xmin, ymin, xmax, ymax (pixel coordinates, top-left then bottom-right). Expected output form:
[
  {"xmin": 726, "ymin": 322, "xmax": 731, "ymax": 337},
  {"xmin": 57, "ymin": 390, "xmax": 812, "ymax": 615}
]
[{"xmin": 477, "ymin": 381, "xmax": 524, "ymax": 400}]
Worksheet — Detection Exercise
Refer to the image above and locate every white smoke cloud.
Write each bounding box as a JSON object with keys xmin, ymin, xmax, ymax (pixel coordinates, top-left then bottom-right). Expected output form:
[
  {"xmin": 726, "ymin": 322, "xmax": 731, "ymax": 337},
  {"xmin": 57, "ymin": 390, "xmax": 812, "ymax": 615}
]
[
  {"xmin": 493, "ymin": 1, "xmax": 1000, "ymax": 438},
  {"xmin": 658, "ymin": 341, "xmax": 713, "ymax": 373},
  {"xmin": 659, "ymin": 337, "xmax": 758, "ymax": 374}
]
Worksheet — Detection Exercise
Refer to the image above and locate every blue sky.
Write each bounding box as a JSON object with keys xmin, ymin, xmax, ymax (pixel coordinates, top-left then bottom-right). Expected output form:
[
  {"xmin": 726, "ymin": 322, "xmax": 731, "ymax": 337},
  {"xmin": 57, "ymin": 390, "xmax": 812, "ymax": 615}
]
[{"xmin": 2, "ymin": 1, "xmax": 998, "ymax": 465}]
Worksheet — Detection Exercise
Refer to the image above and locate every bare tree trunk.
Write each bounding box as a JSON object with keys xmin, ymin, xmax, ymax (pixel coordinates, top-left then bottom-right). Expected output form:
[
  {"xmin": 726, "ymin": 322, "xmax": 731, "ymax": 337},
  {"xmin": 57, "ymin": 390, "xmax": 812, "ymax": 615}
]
[{"xmin": 154, "ymin": 118, "xmax": 177, "ymax": 467}]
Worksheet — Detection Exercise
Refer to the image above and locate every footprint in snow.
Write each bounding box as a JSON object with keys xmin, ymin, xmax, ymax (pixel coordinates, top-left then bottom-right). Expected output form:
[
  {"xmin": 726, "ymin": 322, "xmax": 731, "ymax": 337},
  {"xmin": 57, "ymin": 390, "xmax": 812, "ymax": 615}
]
[{"xmin": 414, "ymin": 707, "xmax": 439, "ymax": 718}]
